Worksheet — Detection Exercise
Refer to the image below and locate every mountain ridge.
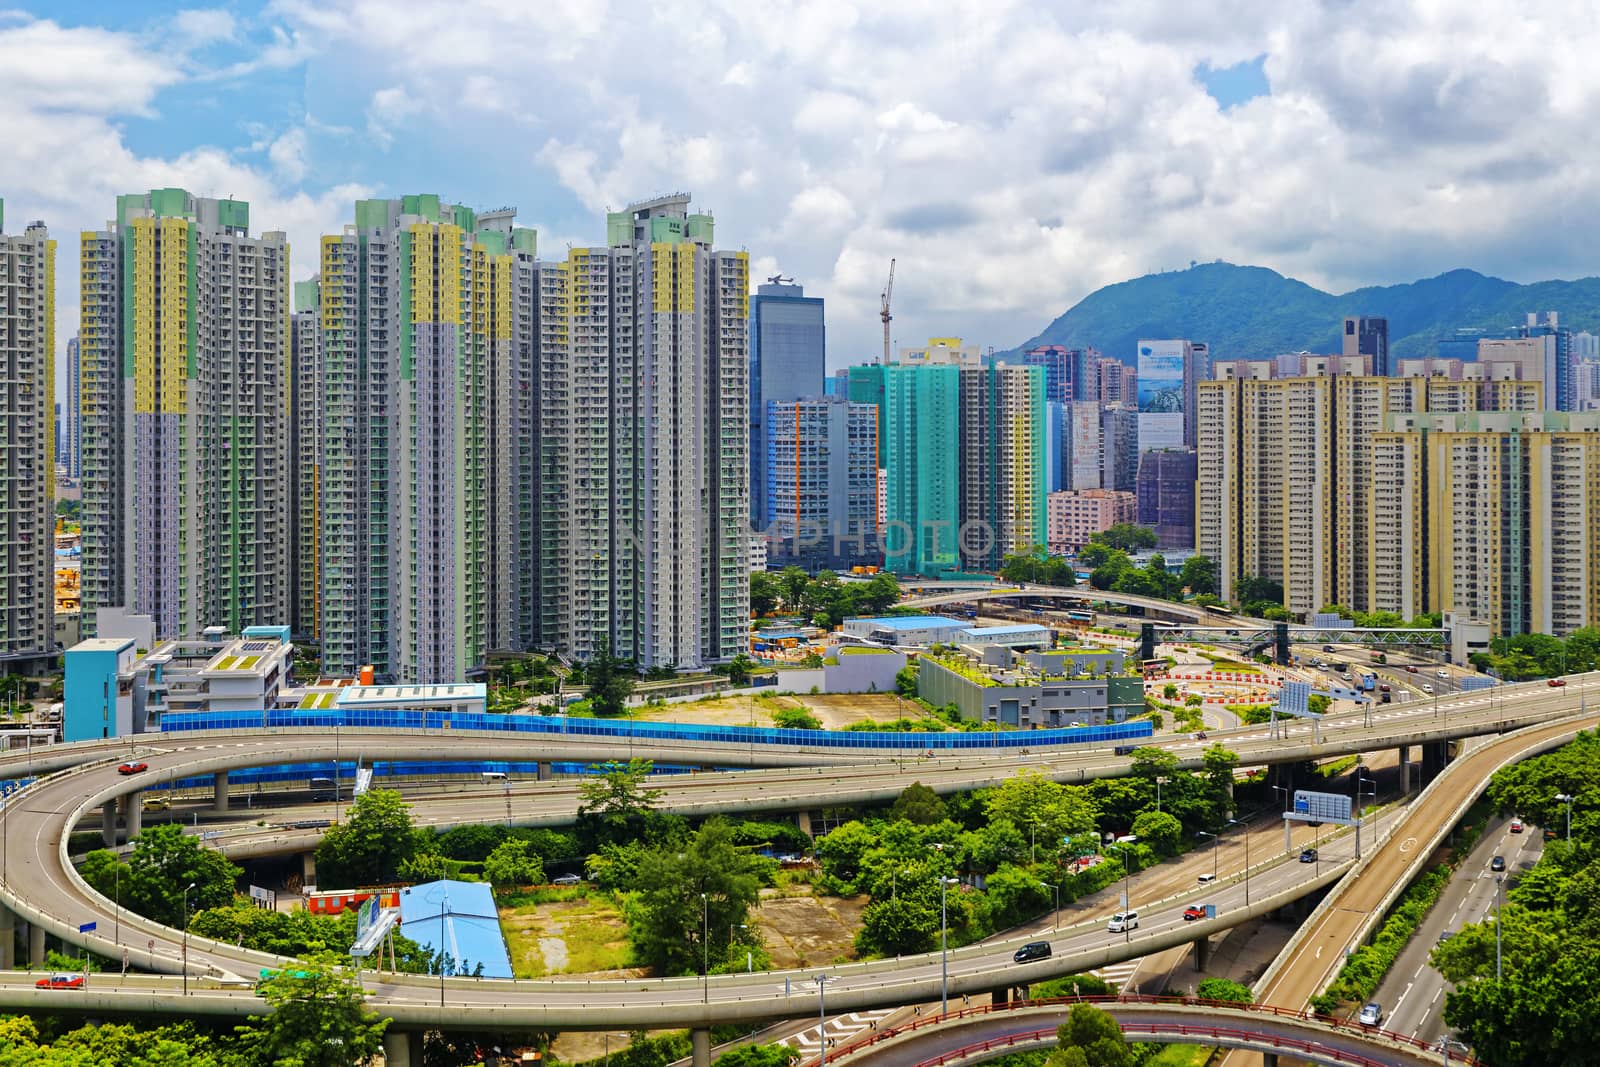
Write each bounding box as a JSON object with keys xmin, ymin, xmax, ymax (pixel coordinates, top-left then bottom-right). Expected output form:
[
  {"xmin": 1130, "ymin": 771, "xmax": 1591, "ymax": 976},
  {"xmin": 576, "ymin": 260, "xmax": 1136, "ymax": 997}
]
[{"xmin": 1007, "ymin": 261, "xmax": 1600, "ymax": 364}]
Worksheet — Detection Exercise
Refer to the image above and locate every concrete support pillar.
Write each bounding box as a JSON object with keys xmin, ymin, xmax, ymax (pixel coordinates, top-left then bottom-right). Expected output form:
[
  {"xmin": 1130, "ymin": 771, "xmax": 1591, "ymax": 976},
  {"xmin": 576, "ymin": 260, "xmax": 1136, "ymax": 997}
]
[
  {"xmin": 0, "ymin": 905, "xmax": 14, "ymax": 969},
  {"xmin": 536, "ymin": 762, "xmax": 554, "ymax": 782},
  {"xmin": 1283, "ymin": 819, "xmax": 1293, "ymax": 856},
  {"xmin": 1014, "ymin": 983, "xmax": 1028, "ymax": 1005},
  {"xmin": 691, "ymin": 1029, "xmax": 711, "ymax": 1067},
  {"xmin": 1398, "ymin": 746, "xmax": 1412, "ymax": 793},
  {"xmin": 120, "ymin": 793, "xmax": 143, "ymax": 842},
  {"xmin": 796, "ymin": 810, "xmax": 814, "ymax": 839},
  {"xmin": 101, "ymin": 801, "xmax": 118, "ymax": 846},
  {"xmin": 213, "ymin": 771, "xmax": 230, "ymax": 814},
  {"xmin": 1422, "ymin": 741, "xmax": 1447, "ymax": 779},
  {"xmin": 1194, "ymin": 936, "xmax": 1211, "ymax": 972},
  {"xmin": 382, "ymin": 1030, "xmax": 418, "ymax": 1067},
  {"xmin": 27, "ymin": 923, "xmax": 44, "ymax": 965},
  {"xmin": 990, "ymin": 987, "xmax": 1010, "ymax": 1006},
  {"xmin": 301, "ymin": 852, "xmax": 317, "ymax": 888},
  {"xmin": 1263, "ymin": 1055, "xmax": 1278, "ymax": 1067}
]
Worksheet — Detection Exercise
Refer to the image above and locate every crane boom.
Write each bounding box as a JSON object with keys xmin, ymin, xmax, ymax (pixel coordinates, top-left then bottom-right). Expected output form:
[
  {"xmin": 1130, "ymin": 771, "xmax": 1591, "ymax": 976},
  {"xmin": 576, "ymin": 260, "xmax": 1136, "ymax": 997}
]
[{"xmin": 880, "ymin": 258, "xmax": 895, "ymax": 365}]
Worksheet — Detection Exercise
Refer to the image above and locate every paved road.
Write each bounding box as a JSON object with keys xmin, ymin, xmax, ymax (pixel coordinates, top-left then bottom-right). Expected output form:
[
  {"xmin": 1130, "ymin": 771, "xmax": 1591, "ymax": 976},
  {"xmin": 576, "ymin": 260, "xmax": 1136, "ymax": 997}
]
[
  {"xmin": 1373, "ymin": 814, "xmax": 1543, "ymax": 1047},
  {"xmin": 1221, "ymin": 706, "xmax": 1600, "ymax": 1067}
]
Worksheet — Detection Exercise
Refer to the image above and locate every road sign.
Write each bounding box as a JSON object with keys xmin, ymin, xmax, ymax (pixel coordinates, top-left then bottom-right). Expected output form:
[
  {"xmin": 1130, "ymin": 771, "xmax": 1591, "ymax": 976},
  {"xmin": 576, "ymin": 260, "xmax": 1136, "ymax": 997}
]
[
  {"xmin": 354, "ymin": 767, "xmax": 374, "ymax": 797},
  {"xmin": 1286, "ymin": 789, "xmax": 1355, "ymax": 827},
  {"xmin": 248, "ymin": 884, "xmax": 277, "ymax": 909},
  {"xmin": 1276, "ymin": 680, "xmax": 1311, "ymax": 717},
  {"xmin": 78, "ymin": 921, "xmax": 96, "ymax": 933}
]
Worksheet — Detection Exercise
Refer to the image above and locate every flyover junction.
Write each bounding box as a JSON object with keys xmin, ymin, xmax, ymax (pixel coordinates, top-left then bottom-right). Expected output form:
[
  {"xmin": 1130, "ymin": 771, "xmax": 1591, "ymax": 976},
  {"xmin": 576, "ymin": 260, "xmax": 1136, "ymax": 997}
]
[{"xmin": 0, "ymin": 676, "xmax": 1590, "ymax": 1065}]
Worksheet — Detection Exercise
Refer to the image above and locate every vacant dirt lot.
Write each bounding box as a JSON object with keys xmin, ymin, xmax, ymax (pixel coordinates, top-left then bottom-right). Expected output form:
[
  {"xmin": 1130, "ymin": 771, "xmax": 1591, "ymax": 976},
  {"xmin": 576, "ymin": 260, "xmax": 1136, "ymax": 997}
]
[
  {"xmin": 631, "ymin": 692, "xmax": 924, "ymax": 730},
  {"xmin": 753, "ymin": 887, "xmax": 869, "ymax": 969},
  {"xmin": 498, "ymin": 891, "xmax": 635, "ymax": 978}
]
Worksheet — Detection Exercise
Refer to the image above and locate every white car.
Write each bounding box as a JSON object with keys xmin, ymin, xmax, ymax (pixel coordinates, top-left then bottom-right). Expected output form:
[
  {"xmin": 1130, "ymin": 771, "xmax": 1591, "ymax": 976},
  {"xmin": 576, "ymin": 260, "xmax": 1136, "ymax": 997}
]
[
  {"xmin": 1107, "ymin": 911, "xmax": 1139, "ymax": 933},
  {"xmin": 1437, "ymin": 669, "xmax": 1449, "ymax": 679},
  {"xmin": 1358, "ymin": 1003, "xmax": 1383, "ymax": 1026},
  {"xmin": 1422, "ymin": 684, "xmax": 1434, "ymax": 693}
]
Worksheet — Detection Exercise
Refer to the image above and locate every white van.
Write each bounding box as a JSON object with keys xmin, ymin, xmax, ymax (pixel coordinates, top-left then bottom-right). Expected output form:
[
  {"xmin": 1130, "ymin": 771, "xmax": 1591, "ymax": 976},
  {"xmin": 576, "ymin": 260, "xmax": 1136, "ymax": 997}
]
[
  {"xmin": 1107, "ymin": 911, "xmax": 1139, "ymax": 933},
  {"xmin": 481, "ymin": 771, "xmax": 508, "ymax": 784}
]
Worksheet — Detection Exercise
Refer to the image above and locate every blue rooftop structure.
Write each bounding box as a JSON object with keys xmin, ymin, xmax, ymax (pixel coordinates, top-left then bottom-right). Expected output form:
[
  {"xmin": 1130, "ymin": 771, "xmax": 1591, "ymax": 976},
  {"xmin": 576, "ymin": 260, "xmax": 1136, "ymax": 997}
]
[
  {"xmin": 852, "ymin": 615, "xmax": 964, "ymax": 631},
  {"xmin": 960, "ymin": 625, "xmax": 1045, "ymax": 637},
  {"xmin": 397, "ymin": 880, "xmax": 513, "ymax": 979}
]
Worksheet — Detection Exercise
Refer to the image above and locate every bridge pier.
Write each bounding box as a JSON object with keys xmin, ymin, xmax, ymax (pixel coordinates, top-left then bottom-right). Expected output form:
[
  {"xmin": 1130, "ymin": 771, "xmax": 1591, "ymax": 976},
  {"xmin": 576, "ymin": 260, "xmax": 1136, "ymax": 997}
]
[
  {"xmin": 1422, "ymin": 741, "xmax": 1448, "ymax": 780},
  {"xmin": 796, "ymin": 810, "xmax": 813, "ymax": 839},
  {"xmin": 537, "ymin": 762, "xmax": 554, "ymax": 782},
  {"xmin": 121, "ymin": 792, "xmax": 142, "ymax": 841},
  {"xmin": 101, "ymin": 801, "xmax": 118, "ymax": 846},
  {"xmin": 27, "ymin": 922, "xmax": 44, "ymax": 965},
  {"xmin": 213, "ymin": 771, "xmax": 230, "ymax": 814},
  {"xmin": 0, "ymin": 905, "xmax": 13, "ymax": 968},
  {"xmin": 1193, "ymin": 935, "xmax": 1211, "ymax": 972},
  {"xmin": 382, "ymin": 1029, "xmax": 419, "ymax": 1067},
  {"xmin": 1398, "ymin": 745, "xmax": 1411, "ymax": 793},
  {"xmin": 691, "ymin": 1028, "xmax": 711, "ymax": 1067},
  {"xmin": 302, "ymin": 852, "xmax": 317, "ymax": 887},
  {"xmin": 1263, "ymin": 1055, "xmax": 1278, "ymax": 1067}
]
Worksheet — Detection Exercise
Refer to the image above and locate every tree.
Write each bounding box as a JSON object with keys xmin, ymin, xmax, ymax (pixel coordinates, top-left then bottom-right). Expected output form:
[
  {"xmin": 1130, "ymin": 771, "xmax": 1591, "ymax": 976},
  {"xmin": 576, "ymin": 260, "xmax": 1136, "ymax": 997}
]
[
  {"xmin": 891, "ymin": 782, "xmax": 948, "ymax": 826},
  {"xmin": 586, "ymin": 639, "xmax": 637, "ymax": 717},
  {"xmin": 1234, "ymin": 575, "xmax": 1283, "ymax": 612},
  {"xmin": 1130, "ymin": 810, "xmax": 1183, "ymax": 857},
  {"xmin": 234, "ymin": 953, "xmax": 389, "ymax": 1067},
  {"xmin": 398, "ymin": 850, "xmax": 448, "ymax": 883},
  {"xmin": 814, "ymin": 820, "xmax": 879, "ymax": 886},
  {"xmin": 713, "ymin": 1045, "xmax": 794, "ymax": 1067},
  {"xmin": 895, "ymin": 663, "xmax": 919, "ymax": 697},
  {"xmin": 81, "ymin": 823, "xmax": 240, "ymax": 927},
  {"xmin": 1052, "ymin": 1003, "xmax": 1133, "ymax": 1067},
  {"xmin": 985, "ymin": 863, "xmax": 1051, "ymax": 928},
  {"xmin": 778, "ymin": 566, "xmax": 811, "ymax": 612},
  {"xmin": 983, "ymin": 771, "xmax": 1098, "ymax": 848},
  {"xmin": 1196, "ymin": 977, "xmax": 1254, "ymax": 1004},
  {"xmin": 630, "ymin": 819, "xmax": 765, "ymax": 976},
  {"xmin": 772, "ymin": 706, "xmax": 821, "ymax": 730},
  {"xmin": 577, "ymin": 759, "xmax": 659, "ymax": 848},
  {"xmin": 856, "ymin": 892, "xmax": 939, "ymax": 956},
  {"xmin": 1091, "ymin": 524, "xmax": 1157, "ymax": 553},
  {"xmin": 858, "ymin": 572, "xmax": 902, "ymax": 612},
  {"xmin": 314, "ymin": 788, "xmax": 424, "ymax": 889},
  {"xmin": 750, "ymin": 572, "xmax": 779, "ymax": 616},
  {"xmin": 1128, "ymin": 746, "xmax": 1179, "ymax": 781},
  {"xmin": 1179, "ymin": 555, "xmax": 1217, "ymax": 597},
  {"xmin": 484, "ymin": 839, "xmax": 545, "ymax": 888},
  {"xmin": 727, "ymin": 654, "xmax": 757, "ymax": 686},
  {"xmin": 1201, "ymin": 744, "xmax": 1240, "ymax": 820}
]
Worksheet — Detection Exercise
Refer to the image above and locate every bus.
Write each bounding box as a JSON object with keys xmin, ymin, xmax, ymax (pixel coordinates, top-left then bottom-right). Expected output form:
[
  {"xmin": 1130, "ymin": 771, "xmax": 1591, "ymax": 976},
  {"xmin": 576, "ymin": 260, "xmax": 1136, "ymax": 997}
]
[
  {"xmin": 1065, "ymin": 609, "xmax": 1094, "ymax": 625},
  {"xmin": 1202, "ymin": 603, "xmax": 1235, "ymax": 617},
  {"xmin": 1141, "ymin": 659, "xmax": 1166, "ymax": 678}
]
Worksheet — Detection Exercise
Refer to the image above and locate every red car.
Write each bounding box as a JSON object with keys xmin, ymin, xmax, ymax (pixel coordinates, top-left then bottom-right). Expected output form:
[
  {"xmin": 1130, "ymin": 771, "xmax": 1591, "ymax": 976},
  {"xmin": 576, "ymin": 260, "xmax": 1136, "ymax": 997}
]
[
  {"xmin": 1183, "ymin": 905, "xmax": 1209, "ymax": 921},
  {"xmin": 1510, "ymin": 818, "xmax": 1524, "ymax": 833},
  {"xmin": 116, "ymin": 762, "xmax": 148, "ymax": 775},
  {"xmin": 35, "ymin": 974, "xmax": 83, "ymax": 989},
  {"xmin": 1548, "ymin": 678, "xmax": 1567, "ymax": 688}
]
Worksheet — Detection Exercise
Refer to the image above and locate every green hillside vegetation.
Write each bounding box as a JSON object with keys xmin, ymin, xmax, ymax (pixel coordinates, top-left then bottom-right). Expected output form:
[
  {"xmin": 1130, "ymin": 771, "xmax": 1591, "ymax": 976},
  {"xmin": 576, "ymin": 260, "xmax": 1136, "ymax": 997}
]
[{"xmin": 1007, "ymin": 261, "xmax": 1600, "ymax": 364}]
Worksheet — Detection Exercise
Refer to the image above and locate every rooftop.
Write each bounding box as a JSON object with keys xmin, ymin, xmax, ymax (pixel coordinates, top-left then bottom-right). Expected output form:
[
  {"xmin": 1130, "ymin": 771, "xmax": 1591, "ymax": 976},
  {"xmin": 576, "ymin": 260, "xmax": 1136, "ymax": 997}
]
[
  {"xmin": 67, "ymin": 637, "xmax": 135, "ymax": 654},
  {"xmin": 336, "ymin": 684, "xmax": 487, "ymax": 706},
  {"xmin": 960, "ymin": 625, "xmax": 1051, "ymax": 638},
  {"xmin": 850, "ymin": 615, "xmax": 966, "ymax": 631},
  {"xmin": 397, "ymin": 880, "xmax": 512, "ymax": 979}
]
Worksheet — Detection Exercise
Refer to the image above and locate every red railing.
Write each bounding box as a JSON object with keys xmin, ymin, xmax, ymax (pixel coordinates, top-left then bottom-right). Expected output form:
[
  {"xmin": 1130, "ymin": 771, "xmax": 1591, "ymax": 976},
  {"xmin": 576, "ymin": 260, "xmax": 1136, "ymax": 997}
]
[
  {"xmin": 808, "ymin": 994, "xmax": 1479, "ymax": 1067},
  {"xmin": 910, "ymin": 1026, "xmax": 1397, "ymax": 1067}
]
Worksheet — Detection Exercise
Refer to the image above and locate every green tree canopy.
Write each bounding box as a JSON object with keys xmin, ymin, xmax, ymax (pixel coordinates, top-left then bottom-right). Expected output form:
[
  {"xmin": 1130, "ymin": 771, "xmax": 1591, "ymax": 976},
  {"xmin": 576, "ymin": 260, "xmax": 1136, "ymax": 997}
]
[
  {"xmin": 81, "ymin": 823, "xmax": 240, "ymax": 927},
  {"xmin": 234, "ymin": 953, "xmax": 389, "ymax": 1067},
  {"xmin": 750, "ymin": 572, "xmax": 779, "ymax": 616},
  {"xmin": 484, "ymin": 839, "xmax": 546, "ymax": 889},
  {"xmin": 1051, "ymin": 1003, "xmax": 1133, "ymax": 1067},
  {"xmin": 576, "ymin": 758, "xmax": 660, "ymax": 849},
  {"xmin": 890, "ymin": 782, "xmax": 948, "ymax": 826},
  {"xmin": 983, "ymin": 771, "xmax": 1098, "ymax": 847},
  {"xmin": 1090, "ymin": 524, "xmax": 1158, "ymax": 553},
  {"xmin": 630, "ymin": 818, "xmax": 766, "ymax": 976},
  {"xmin": 314, "ymin": 788, "xmax": 424, "ymax": 889},
  {"xmin": 585, "ymin": 639, "xmax": 637, "ymax": 717},
  {"xmin": 1180, "ymin": 555, "xmax": 1217, "ymax": 597}
]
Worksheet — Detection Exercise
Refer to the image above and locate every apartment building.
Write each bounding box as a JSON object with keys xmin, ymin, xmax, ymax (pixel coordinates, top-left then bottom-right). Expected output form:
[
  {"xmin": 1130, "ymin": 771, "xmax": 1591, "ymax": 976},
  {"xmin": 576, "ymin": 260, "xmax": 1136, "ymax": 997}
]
[
  {"xmin": 79, "ymin": 189, "xmax": 289, "ymax": 641},
  {"xmin": 959, "ymin": 361, "xmax": 1047, "ymax": 569},
  {"xmin": 0, "ymin": 202, "xmax": 54, "ymax": 666},
  {"xmin": 763, "ymin": 396, "xmax": 879, "ymax": 570},
  {"xmin": 289, "ymin": 279, "xmax": 320, "ymax": 641},
  {"xmin": 1047, "ymin": 489, "xmax": 1137, "ymax": 554},
  {"xmin": 1198, "ymin": 358, "xmax": 1547, "ymax": 623}
]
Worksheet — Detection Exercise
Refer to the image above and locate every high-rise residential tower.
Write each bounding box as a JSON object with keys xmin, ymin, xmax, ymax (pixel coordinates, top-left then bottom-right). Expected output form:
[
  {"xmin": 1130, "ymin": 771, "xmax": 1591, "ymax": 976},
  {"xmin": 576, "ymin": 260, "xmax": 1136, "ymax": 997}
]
[
  {"xmin": 749, "ymin": 279, "xmax": 824, "ymax": 523},
  {"xmin": 65, "ymin": 335, "xmax": 80, "ymax": 479},
  {"xmin": 1342, "ymin": 316, "xmax": 1390, "ymax": 376},
  {"xmin": 289, "ymin": 279, "xmax": 321, "ymax": 641},
  {"xmin": 763, "ymin": 396, "xmax": 879, "ymax": 570},
  {"xmin": 79, "ymin": 189, "xmax": 288, "ymax": 639},
  {"xmin": 881, "ymin": 361, "xmax": 961, "ymax": 576},
  {"xmin": 958, "ymin": 362, "xmax": 1047, "ymax": 569},
  {"xmin": 0, "ymin": 202, "xmax": 55, "ymax": 665},
  {"xmin": 317, "ymin": 196, "xmax": 538, "ymax": 683},
  {"xmin": 537, "ymin": 195, "xmax": 749, "ymax": 669}
]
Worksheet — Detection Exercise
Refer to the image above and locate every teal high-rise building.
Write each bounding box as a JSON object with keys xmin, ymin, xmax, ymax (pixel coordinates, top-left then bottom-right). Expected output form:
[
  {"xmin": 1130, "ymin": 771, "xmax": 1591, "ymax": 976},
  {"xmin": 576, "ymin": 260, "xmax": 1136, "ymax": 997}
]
[{"xmin": 882, "ymin": 363, "xmax": 961, "ymax": 576}]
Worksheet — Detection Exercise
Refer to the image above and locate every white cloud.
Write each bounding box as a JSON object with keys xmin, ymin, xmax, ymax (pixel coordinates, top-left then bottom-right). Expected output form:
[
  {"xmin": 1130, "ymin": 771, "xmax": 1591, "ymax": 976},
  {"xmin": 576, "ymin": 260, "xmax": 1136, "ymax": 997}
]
[
  {"xmin": 172, "ymin": 8, "xmax": 237, "ymax": 47},
  {"xmin": 268, "ymin": 128, "xmax": 309, "ymax": 182},
  {"xmin": 366, "ymin": 86, "xmax": 423, "ymax": 149},
  {"xmin": 0, "ymin": 17, "xmax": 180, "ymax": 114}
]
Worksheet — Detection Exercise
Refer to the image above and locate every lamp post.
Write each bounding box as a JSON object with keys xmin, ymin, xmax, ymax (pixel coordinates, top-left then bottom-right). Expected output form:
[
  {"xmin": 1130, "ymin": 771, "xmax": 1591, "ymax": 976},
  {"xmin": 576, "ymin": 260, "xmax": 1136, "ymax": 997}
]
[
  {"xmin": 1494, "ymin": 873, "xmax": 1505, "ymax": 980},
  {"xmin": 1228, "ymin": 819, "xmax": 1250, "ymax": 905},
  {"xmin": 1029, "ymin": 821, "xmax": 1038, "ymax": 864},
  {"xmin": 1039, "ymin": 881, "xmax": 1059, "ymax": 931},
  {"xmin": 114, "ymin": 863, "xmax": 121, "ymax": 948},
  {"xmin": 729, "ymin": 922, "xmax": 749, "ymax": 972},
  {"xmin": 1112, "ymin": 843, "xmax": 1133, "ymax": 944},
  {"xmin": 1155, "ymin": 776, "xmax": 1168, "ymax": 814},
  {"xmin": 1556, "ymin": 793, "xmax": 1575, "ymax": 845},
  {"xmin": 701, "ymin": 892, "xmax": 710, "ymax": 1004},
  {"xmin": 815, "ymin": 974, "xmax": 835, "ymax": 1067},
  {"xmin": 181, "ymin": 881, "xmax": 196, "ymax": 996},
  {"xmin": 938, "ymin": 875, "xmax": 959, "ymax": 1016},
  {"xmin": 1357, "ymin": 777, "xmax": 1378, "ymax": 857},
  {"xmin": 1196, "ymin": 831, "xmax": 1219, "ymax": 882}
]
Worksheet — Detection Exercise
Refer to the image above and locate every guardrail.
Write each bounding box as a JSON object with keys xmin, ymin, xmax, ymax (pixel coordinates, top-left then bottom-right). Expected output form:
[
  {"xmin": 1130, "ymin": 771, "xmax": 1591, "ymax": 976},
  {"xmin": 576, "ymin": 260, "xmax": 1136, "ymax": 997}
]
[{"xmin": 815, "ymin": 994, "xmax": 1480, "ymax": 1067}]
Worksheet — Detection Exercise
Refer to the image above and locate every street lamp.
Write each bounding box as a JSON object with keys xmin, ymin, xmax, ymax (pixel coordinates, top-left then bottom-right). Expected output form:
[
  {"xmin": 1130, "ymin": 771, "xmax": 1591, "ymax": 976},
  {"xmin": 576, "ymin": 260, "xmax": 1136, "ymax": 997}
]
[
  {"xmin": 1227, "ymin": 819, "xmax": 1250, "ymax": 905},
  {"xmin": 701, "ymin": 893, "xmax": 710, "ymax": 1003},
  {"xmin": 1356, "ymin": 775, "xmax": 1378, "ymax": 858},
  {"xmin": 938, "ymin": 875, "xmax": 959, "ymax": 1016},
  {"xmin": 1556, "ymin": 794, "xmax": 1575, "ymax": 845},
  {"xmin": 814, "ymin": 974, "xmax": 836, "ymax": 1067},
  {"xmin": 1155, "ymin": 776, "xmax": 1168, "ymax": 814},
  {"xmin": 181, "ymin": 882, "xmax": 196, "ymax": 996},
  {"xmin": 729, "ymin": 922, "xmax": 749, "ymax": 973},
  {"xmin": 1111, "ymin": 843, "xmax": 1133, "ymax": 944},
  {"xmin": 1196, "ymin": 830, "xmax": 1220, "ymax": 882},
  {"xmin": 1039, "ymin": 881, "xmax": 1060, "ymax": 931}
]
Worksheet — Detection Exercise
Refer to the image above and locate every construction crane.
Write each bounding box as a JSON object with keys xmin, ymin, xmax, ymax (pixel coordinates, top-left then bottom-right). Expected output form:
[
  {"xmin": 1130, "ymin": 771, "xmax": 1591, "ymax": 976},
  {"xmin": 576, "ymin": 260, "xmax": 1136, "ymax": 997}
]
[{"xmin": 880, "ymin": 258, "xmax": 895, "ymax": 365}]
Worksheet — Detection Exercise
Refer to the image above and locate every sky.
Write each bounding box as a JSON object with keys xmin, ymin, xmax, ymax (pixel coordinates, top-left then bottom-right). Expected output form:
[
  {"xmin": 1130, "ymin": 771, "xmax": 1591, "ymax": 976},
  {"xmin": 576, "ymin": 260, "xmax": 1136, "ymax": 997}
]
[{"xmin": 4, "ymin": 0, "xmax": 1600, "ymax": 373}]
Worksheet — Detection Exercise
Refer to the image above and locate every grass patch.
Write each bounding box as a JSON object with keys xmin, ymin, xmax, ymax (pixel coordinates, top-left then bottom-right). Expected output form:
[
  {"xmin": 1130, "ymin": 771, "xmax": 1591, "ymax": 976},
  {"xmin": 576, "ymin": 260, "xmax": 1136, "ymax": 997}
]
[
  {"xmin": 1316, "ymin": 755, "xmax": 1360, "ymax": 779},
  {"xmin": 499, "ymin": 889, "xmax": 631, "ymax": 978},
  {"xmin": 1310, "ymin": 864, "xmax": 1450, "ymax": 1015},
  {"xmin": 1135, "ymin": 1045, "xmax": 1211, "ymax": 1066}
]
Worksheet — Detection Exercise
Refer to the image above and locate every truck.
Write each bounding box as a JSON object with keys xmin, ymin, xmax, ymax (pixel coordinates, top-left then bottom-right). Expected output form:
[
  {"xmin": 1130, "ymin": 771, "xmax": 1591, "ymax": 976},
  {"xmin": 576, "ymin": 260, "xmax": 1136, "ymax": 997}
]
[{"xmin": 1359, "ymin": 672, "xmax": 1377, "ymax": 692}]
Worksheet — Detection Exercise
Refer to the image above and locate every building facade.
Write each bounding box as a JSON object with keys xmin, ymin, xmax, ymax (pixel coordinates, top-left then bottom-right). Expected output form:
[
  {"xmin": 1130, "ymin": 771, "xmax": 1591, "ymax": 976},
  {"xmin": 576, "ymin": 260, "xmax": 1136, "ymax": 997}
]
[
  {"xmin": 80, "ymin": 189, "xmax": 288, "ymax": 641},
  {"xmin": 64, "ymin": 334, "xmax": 80, "ymax": 480},
  {"xmin": 1342, "ymin": 316, "xmax": 1390, "ymax": 376},
  {"xmin": 1135, "ymin": 448, "xmax": 1197, "ymax": 552},
  {"xmin": 0, "ymin": 203, "xmax": 55, "ymax": 664},
  {"xmin": 959, "ymin": 362, "xmax": 1047, "ymax": 569},
  {"xmin": 1047, "ymin": 489, "xmax": 1137, "ymax": 554},
  {"xmin": 537, "ymin": 195, "xmax": 749, "ymax": 669},
  {"xmin": 881, "ymin": 361, "xmax": 961, "ymax": 575},
  {"xmin": 763, "ymin": 396, "xmax": 879, "ymax": 570},
  {"xmin": 288, "ymin": 279, "xmax": 321, "ymax": 641},
  {"xmin": 748, "ymin": 280, "xmax": 824, "ymax": 523}
]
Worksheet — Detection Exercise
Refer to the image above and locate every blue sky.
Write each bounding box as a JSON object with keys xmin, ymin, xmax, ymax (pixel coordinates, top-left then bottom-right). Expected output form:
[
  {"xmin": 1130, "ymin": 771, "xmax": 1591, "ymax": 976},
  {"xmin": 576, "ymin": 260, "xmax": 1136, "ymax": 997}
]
[{"xmin": 4, "ymin": 1, "xmax": 1599, "ymax": 372}]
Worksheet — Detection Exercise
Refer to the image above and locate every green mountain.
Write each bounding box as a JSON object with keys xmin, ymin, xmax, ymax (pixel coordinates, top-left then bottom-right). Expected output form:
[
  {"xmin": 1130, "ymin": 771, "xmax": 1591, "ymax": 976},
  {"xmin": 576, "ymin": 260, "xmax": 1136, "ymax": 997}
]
[{"xmin": 1008, "ymin": 261, "xmax": 1600, "ymax": 364}]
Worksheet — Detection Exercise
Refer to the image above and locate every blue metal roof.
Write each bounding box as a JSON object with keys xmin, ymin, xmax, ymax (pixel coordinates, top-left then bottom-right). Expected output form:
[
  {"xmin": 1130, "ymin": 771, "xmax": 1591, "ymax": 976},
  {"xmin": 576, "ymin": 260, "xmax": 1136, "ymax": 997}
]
[
  {"xmin": 851, "ymin": 615, "xmax": 965, "ymax": 631},
  {"xmin": 397, "ymin": 879, "xmax": 513, "ymax": 979},
  {"xmin": 960, "ymin": 625, "xmax": 1051, "ymax": 637}
]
